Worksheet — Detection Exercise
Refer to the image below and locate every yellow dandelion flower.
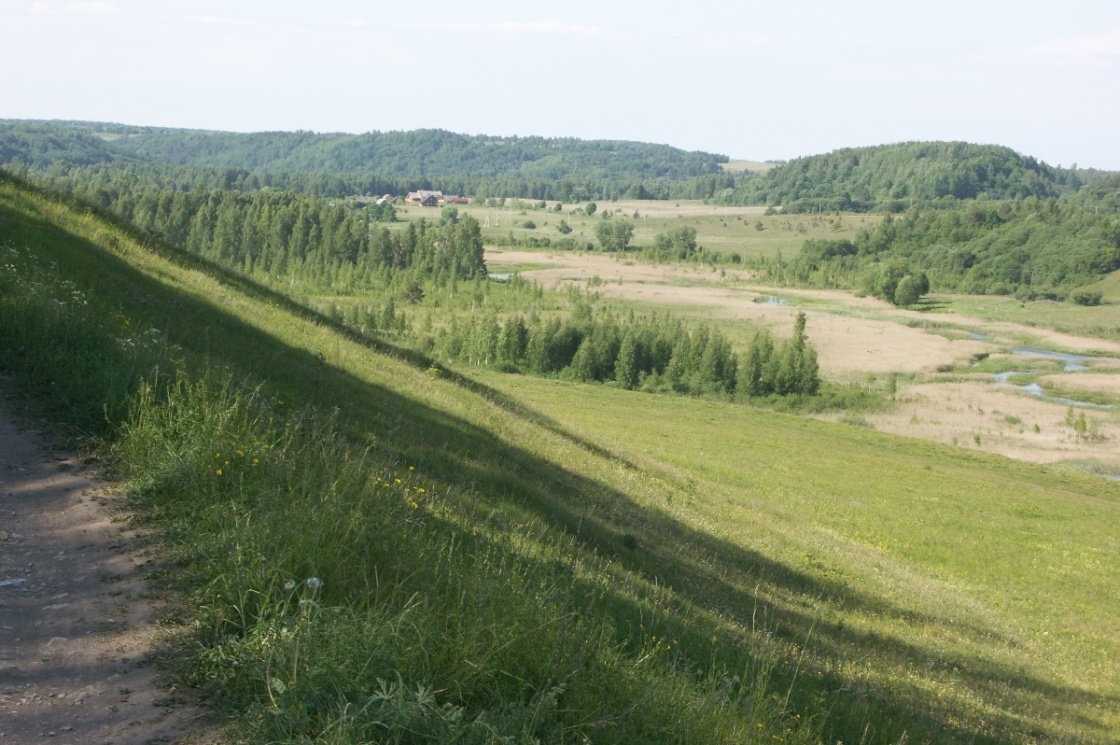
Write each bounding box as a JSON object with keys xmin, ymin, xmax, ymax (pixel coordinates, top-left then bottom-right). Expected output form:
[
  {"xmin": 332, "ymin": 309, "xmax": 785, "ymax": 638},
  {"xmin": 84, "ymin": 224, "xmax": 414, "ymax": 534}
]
[
  {"xmin": 236, "ymin": 450, "xmax": 244, "ymax": 458},
  {"xmin": 251, "ymin": 458, "xmax": 260, "ymax": 466},
  {"xmin": 215, "ymin": 468, "xmax": 223, "ymax": 477},
  {"xmin": 394, "ymin": 478, "xmax": 401, "ymax": 484},
  {"xmin": 417, "ymin": 488, "xmax": 426, "ymax": 494}
]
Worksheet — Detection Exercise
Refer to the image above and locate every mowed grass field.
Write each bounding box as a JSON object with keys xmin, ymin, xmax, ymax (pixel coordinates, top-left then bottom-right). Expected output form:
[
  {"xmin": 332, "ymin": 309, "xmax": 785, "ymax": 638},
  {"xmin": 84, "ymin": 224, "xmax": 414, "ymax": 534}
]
[
  {"xmin": 474, "ymin": 371, "xmax": 1120, "ymax": 741},
  {"xmin": 394, "ymin": 199, "xmax": 883, "ymax": 262}
]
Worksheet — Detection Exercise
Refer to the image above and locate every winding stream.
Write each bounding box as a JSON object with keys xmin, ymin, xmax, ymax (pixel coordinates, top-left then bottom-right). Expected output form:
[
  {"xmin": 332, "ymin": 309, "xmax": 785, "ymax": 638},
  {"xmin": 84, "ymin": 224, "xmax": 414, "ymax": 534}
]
[{"xmin": 990, "ymin": 348, "xmax": 1113, "ymax": 409}]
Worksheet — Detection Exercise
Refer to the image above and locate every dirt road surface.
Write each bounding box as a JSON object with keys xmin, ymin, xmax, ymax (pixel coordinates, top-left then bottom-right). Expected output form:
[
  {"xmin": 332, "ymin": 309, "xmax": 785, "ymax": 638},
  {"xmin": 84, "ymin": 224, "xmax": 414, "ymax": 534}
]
[{"xmin": 0, "ymin": 395, "xmax": 207, "ymax": 744}]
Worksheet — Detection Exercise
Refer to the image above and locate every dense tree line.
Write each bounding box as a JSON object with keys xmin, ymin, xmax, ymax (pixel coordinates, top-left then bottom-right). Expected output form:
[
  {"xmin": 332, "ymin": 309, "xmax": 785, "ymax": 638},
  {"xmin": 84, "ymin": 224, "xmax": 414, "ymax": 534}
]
[
  {"xmin": 767, "ymin": 195, "xmax": 1120, "ymax": 299},
  {"xmin": 437, "ymin": 305, "xmax": 819, "ymax": 398},
  {"xmin": 31, "ymin": 169, "xmax": 486, "ymax": 285}
]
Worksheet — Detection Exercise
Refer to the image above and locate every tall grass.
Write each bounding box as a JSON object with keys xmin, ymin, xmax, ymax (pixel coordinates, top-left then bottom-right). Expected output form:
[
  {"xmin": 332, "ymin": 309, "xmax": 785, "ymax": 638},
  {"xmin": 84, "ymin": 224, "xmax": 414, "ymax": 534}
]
[{"xmin": 114, "ymin": 376, "xmax": 815, "ymax": 743}]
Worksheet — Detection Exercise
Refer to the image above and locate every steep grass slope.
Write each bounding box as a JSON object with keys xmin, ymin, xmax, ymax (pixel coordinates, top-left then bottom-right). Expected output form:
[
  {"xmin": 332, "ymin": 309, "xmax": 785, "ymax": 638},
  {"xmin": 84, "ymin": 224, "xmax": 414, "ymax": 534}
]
[{"xmin": 2, "ymin": 173, "xmax": 1118, "ymax": 743}]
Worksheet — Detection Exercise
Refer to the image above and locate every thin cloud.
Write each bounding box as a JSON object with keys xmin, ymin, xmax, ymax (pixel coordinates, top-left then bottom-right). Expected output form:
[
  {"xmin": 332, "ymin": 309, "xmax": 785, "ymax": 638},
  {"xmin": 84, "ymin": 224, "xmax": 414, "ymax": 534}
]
[
  {"xmin": 482, "ymin": 20, "xmax": 614, "ymax": 37},
  {"xmin": 66, "ymin": 2, "xmax": 122, "ymax": 13},
  {"xmin": 29, "ymin": 2, "xmax": 123, "ymax": 14},
  {"xmin": 988, "ymin": 31, "xmax": 1120, "ymax": 67},
  {"xmin": 1028, "ymin": 31, "xmax": 1120, "ymax": 62},
  {"xmin": 184, "ymin": 14, "xmax": 253, "ymax": 27},
  {"xmin": 414, "ymin": 19, "xmax": 624, "ymax": 41},
  {"xmin": 668, "ymin": 29, "xmax": 805, "ymax": 54}
]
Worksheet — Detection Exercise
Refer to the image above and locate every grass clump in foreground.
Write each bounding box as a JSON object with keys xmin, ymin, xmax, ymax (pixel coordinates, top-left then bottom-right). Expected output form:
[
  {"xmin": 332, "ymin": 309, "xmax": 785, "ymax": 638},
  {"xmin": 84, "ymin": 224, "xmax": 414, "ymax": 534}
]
[{"xmin": 0, "ymin": 175, "xmax": 818, "ymax": 741}]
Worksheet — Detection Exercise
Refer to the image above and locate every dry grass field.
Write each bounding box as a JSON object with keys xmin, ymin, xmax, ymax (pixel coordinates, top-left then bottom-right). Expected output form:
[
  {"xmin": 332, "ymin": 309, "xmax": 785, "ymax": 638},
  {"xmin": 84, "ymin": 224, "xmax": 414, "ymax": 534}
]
[{"xmin": 487, "ymin": 248, "xmax": 1120, "ymax": 476}]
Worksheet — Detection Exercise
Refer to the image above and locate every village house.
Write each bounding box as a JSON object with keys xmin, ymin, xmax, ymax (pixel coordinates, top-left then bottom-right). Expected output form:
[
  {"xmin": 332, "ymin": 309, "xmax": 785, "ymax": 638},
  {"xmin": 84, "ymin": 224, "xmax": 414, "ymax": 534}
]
[{"xmin": 406, "ymin": 190, "xmax": 444, "ymax": 207}]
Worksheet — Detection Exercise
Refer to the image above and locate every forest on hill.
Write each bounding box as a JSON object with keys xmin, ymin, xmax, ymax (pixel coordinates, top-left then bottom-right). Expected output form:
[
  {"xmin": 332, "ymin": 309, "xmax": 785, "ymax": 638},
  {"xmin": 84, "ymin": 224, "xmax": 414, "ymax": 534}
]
[
  {"xmin": 701, "ymin": 141, "xmax": 1092, "ymax": 210},
  {"xmin": 3, "ymin": 121, "xmax": 1115, "ymax": 209},
  {"xmin": 0, "ymin": 120, "xmax": 727, "ymax": 201}
]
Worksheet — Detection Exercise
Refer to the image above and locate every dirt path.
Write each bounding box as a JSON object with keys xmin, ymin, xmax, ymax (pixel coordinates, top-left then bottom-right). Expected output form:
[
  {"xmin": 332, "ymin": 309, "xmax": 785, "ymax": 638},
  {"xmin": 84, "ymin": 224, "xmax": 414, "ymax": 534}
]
[{"xmin": 0, "ymin": 395, "xmax": 207, "ymax": 744}]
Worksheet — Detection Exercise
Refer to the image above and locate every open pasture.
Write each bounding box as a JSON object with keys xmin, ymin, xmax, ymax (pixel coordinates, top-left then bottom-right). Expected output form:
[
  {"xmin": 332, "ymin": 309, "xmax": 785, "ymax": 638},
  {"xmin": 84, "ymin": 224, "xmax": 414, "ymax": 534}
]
[{"xmin": 394, "ymin": 199, "xmax": 882, "ymax": 262}]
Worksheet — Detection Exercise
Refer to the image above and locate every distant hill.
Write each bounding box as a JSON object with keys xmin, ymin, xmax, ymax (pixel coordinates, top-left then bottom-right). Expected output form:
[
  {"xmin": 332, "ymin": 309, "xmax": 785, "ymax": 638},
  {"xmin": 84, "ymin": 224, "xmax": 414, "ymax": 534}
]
[
  {"xmin": 0, "ymin": 121, "xmax": 127, "ymax": 168},
  {"xmin": 0, "ymin": 120, "xmax": 727, "ymax": 199},
  {"xmin": 3, "ymin": 122, "xmax": 1113, "ymax": 208},
  {"xmin": 723, "ymin": 141, "xmax": 1088, "ymax": 211}
]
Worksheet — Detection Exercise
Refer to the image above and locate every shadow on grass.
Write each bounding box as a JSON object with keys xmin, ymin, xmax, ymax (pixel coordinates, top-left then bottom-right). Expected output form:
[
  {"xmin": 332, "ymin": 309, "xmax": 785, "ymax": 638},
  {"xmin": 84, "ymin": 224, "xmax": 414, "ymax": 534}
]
[
  {"xmin": 913, "ymin": 297, "xmax": 950, "ymax": 313},
  {"xmin": 4, "ymin": 180, "xmax": 1117, "ymax": 745}
]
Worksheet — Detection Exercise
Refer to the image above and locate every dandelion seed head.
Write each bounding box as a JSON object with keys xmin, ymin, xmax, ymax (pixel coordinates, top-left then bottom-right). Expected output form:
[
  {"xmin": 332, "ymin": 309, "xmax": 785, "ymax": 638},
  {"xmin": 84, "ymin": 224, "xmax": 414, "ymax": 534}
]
[
  {"xmin": 306, "ymin": 577, "xmax": 322, "ymax": 591},
  {"xmin": 284, "ymin": 580, "xmax": 297, "ymax": 590}
]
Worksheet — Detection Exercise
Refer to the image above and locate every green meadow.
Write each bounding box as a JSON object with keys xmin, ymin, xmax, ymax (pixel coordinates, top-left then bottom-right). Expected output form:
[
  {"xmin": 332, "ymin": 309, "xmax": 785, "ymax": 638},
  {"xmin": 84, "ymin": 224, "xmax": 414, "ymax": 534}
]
[
  {"xmin": 936, "ymin": 287, "xmax": 1120, "ymax": 343},
  {"xmin": 395, "ymin": 199, "xmax": 884, "ymax": 263},
  {"xmin": 2, "ymin": 174, "xmax": 1119, "ymax": 743}
]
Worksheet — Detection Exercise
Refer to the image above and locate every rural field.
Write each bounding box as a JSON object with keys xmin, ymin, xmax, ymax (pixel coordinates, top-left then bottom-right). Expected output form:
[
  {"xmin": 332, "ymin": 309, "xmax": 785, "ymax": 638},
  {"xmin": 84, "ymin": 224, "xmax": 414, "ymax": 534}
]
[
  {"xmin": 481, "ymin": 243, "xmax": 1120, "ymax": 477},
  {"xmin": 395, "ymin": 198, "xmax": 885, "ymax": 263}
]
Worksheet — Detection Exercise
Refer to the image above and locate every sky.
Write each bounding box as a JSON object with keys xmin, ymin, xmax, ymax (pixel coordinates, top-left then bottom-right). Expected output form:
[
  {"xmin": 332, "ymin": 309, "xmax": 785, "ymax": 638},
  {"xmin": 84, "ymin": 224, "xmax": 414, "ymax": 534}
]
[{"xmin": 2, "ymin": 0, "xmax": 1119, "ymax": 170}]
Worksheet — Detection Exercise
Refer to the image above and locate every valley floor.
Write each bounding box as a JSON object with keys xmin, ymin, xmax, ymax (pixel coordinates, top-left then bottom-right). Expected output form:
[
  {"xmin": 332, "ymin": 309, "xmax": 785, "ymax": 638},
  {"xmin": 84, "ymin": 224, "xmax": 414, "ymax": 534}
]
[{"xmin": 488, "ymin": 249, "xmax": 1120, "ymax": 477}]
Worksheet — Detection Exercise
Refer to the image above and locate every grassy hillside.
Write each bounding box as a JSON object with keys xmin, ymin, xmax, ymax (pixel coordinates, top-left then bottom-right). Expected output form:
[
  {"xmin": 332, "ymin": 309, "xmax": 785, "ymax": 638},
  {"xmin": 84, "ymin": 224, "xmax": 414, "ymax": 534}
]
[{"xmin": 2, "ymin": 172, "xmax": 1119, "ymax": 743}]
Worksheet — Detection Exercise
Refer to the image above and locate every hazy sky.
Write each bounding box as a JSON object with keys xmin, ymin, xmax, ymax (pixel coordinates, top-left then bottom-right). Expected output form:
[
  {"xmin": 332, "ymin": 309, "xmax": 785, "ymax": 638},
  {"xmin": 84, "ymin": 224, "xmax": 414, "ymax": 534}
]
[{"xmin": 3, "ymin": 1, "xmax": 1119, "ymax": 169}]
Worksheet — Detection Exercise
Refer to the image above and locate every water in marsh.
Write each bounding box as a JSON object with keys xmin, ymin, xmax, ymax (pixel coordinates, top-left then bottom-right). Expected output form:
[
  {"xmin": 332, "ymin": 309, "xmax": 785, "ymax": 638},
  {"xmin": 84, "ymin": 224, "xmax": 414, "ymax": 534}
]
[
  {"xmin": 1011, "ymin": 347, "xmax": 1088, "ymax": 372},
  {"xmin": 977, "ymin": 346, "xmax": 1112, "ymax": 408}
]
